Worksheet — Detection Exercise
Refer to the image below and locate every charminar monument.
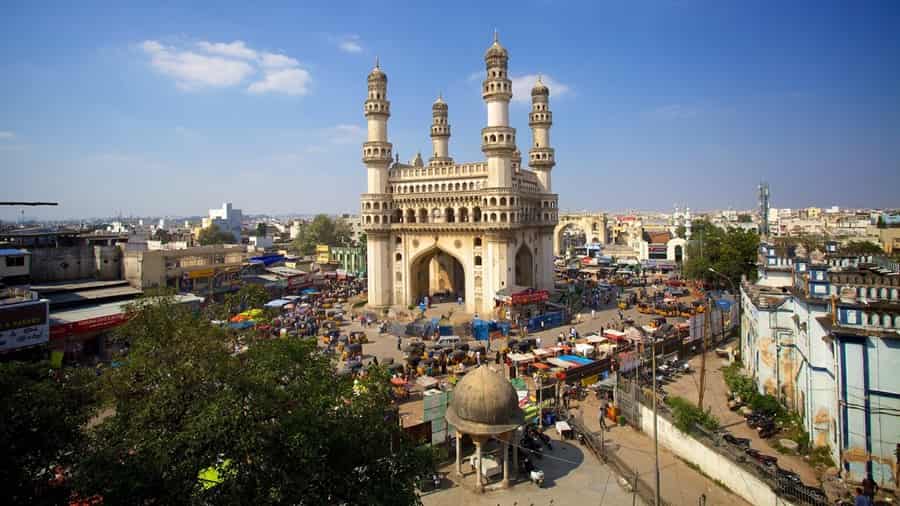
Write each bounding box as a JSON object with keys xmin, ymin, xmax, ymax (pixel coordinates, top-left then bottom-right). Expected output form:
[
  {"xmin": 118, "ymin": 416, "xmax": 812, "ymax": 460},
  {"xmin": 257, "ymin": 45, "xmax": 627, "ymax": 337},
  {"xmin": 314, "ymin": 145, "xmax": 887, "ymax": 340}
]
[{"xmin": 361, "ymin": 34, "xmax": 559, "ymax": 315}]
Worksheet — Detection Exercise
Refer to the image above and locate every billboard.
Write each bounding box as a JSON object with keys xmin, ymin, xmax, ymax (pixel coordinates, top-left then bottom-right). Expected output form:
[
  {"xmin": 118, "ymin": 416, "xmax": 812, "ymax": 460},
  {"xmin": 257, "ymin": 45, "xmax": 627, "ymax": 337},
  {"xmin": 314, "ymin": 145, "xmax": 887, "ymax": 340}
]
[{"xmin": 0, "ymin": 299, "xmax": 49, "ymax": 353}]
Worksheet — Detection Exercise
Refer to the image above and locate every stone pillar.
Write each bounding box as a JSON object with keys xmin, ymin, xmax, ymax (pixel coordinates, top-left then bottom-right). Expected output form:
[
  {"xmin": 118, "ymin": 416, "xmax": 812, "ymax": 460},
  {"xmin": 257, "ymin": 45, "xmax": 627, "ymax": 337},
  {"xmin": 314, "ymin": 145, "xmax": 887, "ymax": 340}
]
[
  {"xmin": 502, "ymin": 439, "xmax": 510, "ymax": 488},
  {"xmin": 512, "ymin": 428, "xmax": 518, "ymax": 479},
  {"xmin": 455, "ymin": 430, "xmax": 462, "ymax": 476},
  {"xmin": 474, "ymin": 440, "xmax": 483, "ymax": 491}
]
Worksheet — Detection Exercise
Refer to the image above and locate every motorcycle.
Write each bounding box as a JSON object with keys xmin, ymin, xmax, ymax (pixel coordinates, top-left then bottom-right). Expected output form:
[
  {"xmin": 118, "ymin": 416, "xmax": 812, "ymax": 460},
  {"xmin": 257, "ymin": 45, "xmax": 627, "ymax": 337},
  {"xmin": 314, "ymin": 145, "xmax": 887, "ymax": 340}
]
[
  {"xmin": 519, "ymin": 455, "xmax": 544, "ymax": 487},
  {"xmin": 520, "ymin": 435, "xmax": 543, "ymax": 458},
  {"xmin": 527, "ymin": 424, "xmax": 553, "ymax": 450},
  {"xmin": 757, "ymin": 419, "xmax": 778, "ymax": 439},
  {"xmin": 722, "ymin": 433, "xmax": 751, "ymax": 448},
  {"xmin": 745, "ymin": 448, "xmax": 778, "ymax": 467}
]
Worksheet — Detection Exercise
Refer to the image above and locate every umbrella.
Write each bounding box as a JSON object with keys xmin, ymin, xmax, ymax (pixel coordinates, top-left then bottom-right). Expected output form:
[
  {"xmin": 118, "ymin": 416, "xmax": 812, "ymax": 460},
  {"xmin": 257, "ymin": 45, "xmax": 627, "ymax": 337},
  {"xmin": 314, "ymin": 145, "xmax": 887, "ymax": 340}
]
[
  {"xmin": 450, "ymin": 350, "xmax": 466, "ymax": 361},
  {"xmin": 455, "ymin": 343, "xmax": 470, "ymax": 352}
]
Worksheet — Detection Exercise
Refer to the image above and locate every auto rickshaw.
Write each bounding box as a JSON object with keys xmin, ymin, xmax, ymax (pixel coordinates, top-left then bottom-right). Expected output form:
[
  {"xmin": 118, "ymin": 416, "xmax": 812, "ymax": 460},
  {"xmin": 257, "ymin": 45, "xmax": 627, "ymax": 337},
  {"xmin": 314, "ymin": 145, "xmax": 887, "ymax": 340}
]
[
  {"xmin": 648, "ymin": 316, "xmax": 667, "ymax": 329},
  {"xmin": 617, "ymin": 297, "xmax": 630, "ymax": 310},
  {"xmin": 637, "ymin": 302, "xmax": 653, "ymax": 314},
  {"xmin": 349, "ymin": 331, "xmax": 368, "ymax": 344},
  {"xmin": 342, "ymin": 343, "xmax": 363, "ymax": 361}
]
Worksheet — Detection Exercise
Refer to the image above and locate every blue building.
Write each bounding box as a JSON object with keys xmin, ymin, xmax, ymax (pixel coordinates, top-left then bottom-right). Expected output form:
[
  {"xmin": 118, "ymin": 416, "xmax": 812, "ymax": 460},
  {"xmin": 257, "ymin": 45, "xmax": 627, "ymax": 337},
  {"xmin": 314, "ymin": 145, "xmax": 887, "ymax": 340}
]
[{"xmin": 742, "ymin": 244, "xmax": 900, "ymax": 489}]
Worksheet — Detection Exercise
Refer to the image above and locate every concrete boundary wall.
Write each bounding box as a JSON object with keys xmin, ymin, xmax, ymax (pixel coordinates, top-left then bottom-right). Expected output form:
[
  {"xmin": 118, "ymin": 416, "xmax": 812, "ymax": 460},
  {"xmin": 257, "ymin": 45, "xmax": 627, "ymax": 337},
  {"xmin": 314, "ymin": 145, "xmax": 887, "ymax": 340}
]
[{"xmin": 638, "ymin": 403, "xmax": 797, "ymax": 506}]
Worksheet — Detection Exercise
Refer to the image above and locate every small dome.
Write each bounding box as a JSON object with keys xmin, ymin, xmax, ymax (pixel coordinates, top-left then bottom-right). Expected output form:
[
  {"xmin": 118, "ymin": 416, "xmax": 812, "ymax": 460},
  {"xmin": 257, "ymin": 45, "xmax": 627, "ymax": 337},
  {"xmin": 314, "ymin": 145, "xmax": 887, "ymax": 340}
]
[
  {"xmin": 445, "ymin": 365, "xmax": 523, "ymax": 436},
  {"xmin": 432, "ymin": 94, "xmax": 447, "ymax": 111},
  {"xmin": 368, "ymin": 58, "xmax": 386, "ymax": 83},
  {"xmin": 531, "ymin": 77, "xmax": 549, "ymax": 97},
  {"xmin": 484, "ymin": 32, "xmax": 508, "ymax": 61}
]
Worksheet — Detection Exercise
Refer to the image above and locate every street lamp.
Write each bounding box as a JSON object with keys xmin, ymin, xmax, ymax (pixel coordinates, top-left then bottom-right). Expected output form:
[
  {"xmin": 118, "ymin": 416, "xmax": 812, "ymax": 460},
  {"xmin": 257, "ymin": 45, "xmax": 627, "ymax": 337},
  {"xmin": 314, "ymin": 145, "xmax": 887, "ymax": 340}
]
[{"xmin": 707, "ymin": 267, "xmax": 741, "ymax": 354}]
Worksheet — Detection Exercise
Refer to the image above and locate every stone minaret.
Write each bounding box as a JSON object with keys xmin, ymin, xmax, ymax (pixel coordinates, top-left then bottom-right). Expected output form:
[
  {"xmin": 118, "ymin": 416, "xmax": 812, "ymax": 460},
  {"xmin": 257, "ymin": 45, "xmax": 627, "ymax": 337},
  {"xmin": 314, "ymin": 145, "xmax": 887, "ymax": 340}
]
[
  {"xmin": 529, "ymin": 76, "xmax": 555, "ymax": 192},
  {"xmin": 430, "ymin": 95, "xmax": 452, "ymax": 166},
  {"xmin": 481, "ymin": 32, "xmax": 515, "ymax": 188},
  {"xmin": 362, "ymin": 58, "xmax": 393, "ymax": 308},
  {"xmin": 364, "ymin": 59, "xmax": 392, "ymax": 193}
]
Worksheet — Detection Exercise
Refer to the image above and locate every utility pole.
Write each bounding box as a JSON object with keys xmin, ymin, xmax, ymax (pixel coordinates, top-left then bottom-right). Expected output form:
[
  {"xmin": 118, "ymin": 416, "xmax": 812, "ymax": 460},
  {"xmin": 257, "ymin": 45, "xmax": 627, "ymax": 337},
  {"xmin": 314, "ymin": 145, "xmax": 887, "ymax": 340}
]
[
  {"xmin": 652, "ymin": 338, "xmax": 661, "ymax": 506},
  {"xmin": 698, "ymin": 296, "xmax": 710, "ymax": 411}
]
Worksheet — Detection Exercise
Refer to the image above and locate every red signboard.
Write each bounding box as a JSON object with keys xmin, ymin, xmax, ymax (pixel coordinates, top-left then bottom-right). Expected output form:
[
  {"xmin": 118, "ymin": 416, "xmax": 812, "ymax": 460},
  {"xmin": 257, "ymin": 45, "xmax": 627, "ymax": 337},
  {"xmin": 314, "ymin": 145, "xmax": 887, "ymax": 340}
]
[
  {"xmin": 50, "ymin": 312, "xmax": 131, "ymax": 342},
  {"xmin": 510, "ymin": 290, "xmax": 550, "ymax": 305}
]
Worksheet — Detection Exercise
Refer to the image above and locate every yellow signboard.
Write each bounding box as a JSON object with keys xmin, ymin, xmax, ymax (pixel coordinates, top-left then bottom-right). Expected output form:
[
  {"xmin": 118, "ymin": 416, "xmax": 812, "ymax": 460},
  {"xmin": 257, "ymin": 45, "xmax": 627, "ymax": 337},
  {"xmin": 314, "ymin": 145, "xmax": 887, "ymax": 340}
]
[
  {"xmin": 187, "ymin": 268, "xmax": 215, "ymax": 279},
  {"xmin": 315, "ymin": 244, "xmax": 331, "ymax": 264}
]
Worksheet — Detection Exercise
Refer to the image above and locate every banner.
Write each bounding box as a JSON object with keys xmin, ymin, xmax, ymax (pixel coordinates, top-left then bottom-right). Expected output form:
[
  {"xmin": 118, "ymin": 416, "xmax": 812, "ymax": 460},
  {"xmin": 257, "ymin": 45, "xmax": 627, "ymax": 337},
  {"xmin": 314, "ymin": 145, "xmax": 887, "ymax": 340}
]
[
  {"xmin": 510, "ymin": 290, "xmax": 550, "ymax": 305},
  {"xmin": 0, "ymin": 300, "xmax": 49, "ymax": 353}
]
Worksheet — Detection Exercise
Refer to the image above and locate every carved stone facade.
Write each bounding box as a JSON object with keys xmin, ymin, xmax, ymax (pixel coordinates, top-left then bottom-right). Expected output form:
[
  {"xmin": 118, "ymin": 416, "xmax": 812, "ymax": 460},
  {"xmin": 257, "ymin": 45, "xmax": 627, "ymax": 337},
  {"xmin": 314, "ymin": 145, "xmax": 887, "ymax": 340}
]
[{"xmin": 361, "ymin": 36, "xmax": 559, "ymax": 315}]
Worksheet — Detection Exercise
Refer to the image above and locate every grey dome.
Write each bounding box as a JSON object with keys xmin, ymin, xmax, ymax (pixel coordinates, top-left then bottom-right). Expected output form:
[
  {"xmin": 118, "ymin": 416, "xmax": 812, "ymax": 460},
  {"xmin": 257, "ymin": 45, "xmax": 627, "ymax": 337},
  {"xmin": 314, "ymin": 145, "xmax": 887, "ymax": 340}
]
[{"xmin": 446, "ymin": 365, "xmax": 523, "ymax": 435}]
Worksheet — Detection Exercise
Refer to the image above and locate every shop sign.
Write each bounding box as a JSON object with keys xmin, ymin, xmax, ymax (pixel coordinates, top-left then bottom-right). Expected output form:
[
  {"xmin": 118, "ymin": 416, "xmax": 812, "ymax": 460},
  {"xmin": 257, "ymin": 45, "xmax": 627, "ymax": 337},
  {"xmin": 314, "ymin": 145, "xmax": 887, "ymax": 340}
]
[
  {"xmin": 0, "ymin": 300, "xmax": 50, "ymax": 352},
  {"xmin": 187, "ymin": 268, "xmax": 216, "ymax": 279},
  {"xmin": 50, "ymin": 313, "xmax": 130, "ymax": 342},
  {"xmin": 510, "ymin": 290, "xmax": 550, "ymax": 305}
]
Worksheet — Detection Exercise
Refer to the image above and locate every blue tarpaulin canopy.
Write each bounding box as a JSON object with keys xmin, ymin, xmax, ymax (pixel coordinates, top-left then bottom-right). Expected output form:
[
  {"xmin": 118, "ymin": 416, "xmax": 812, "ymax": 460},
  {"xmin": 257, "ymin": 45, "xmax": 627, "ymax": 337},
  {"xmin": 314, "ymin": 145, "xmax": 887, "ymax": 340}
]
[
  {"xmin": 301, "ymin": 288, "xmax": 320, "ymax": 295},
  {"xmin": 249, "ymin": 254, "xmax": 285, "ymax": 266},
  {"xmin": 558, "ymin": 354, "xmax": 594, "ymax": 365},
  {"xmin": 265, "ymin": 299, "xmax": 291, "ymax": 308}
]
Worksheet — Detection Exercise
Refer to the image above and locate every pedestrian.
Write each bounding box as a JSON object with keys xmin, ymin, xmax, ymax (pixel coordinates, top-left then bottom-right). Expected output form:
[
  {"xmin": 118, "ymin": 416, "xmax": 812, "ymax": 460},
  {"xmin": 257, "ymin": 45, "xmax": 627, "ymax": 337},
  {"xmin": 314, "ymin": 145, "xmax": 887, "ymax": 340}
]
[
  {"xmin": 495, "ymin": 350, "xmax": 501, "ymax": 364},
  {"xmin": 591, "ymin": 308, "xmax": 596, "ymax": 320},
  {"xmin": 861, "ymin": 475, "xmax": 878, "ymax": 503},
  {"xmin": 536, "ymin": 336, "xmax": 542, "ymax": 350},
  {"xmin": 372, "ymin": 356, "xmax": 379, "ymax": 366},
  {"xmin": 457, "ymin": 295, "xmax": 463, "ymax": 306},
  {"xmin": 854, "ymin": 487, "xmax": 871, "ymax": 506},
  {"xmin": 599, "ymin": 397, "xmax": 608, "ymax": 431},
  {"xmin": 476, "ymin": 350, "xmax": 481, "ymax": 366},
  {"xmin": 397, "ymin": 335, "xmax": 402, "ymax": 351}
]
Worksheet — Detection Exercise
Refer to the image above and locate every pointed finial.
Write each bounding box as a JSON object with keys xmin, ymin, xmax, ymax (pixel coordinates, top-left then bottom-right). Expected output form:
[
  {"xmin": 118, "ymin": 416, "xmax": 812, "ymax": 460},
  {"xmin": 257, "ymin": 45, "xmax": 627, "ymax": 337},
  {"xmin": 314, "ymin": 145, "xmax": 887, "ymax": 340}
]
[
  {"xmin": 374, "ymin": 56, "xmax": 380, "ymax": 69},
  {"xmin": 537, "ymin": 74, "xmax": 543, "ymax": 84},
  {"xmin": 439, "ymin": 91, "xmax": 442, "ymax": 100},
  {"xmin": 493, "ymin": 29, "xmax": 498, "ymax": 43}
]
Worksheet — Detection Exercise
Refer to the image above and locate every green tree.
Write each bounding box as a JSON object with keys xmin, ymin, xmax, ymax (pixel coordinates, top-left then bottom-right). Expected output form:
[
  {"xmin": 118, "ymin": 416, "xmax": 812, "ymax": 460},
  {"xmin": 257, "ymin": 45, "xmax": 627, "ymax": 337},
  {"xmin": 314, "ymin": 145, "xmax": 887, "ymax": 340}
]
[
  {"xmin": 75, "ymin": 294, "xmax": 431, "ymax": 505},
  {"xmin": 675, "ymin": 225, "xmax": 686, "ymax": 239},
  {"xmin": 197, "ymin": 224, "xmax": 236, "ymax": 245},
  {"xmin": 153, "ymin": 228, "xmax": 172, "ymax": 244},
  {"xmin": 1, "ymin": 361, "xmax": 97, "ymax": 505},
  {"xmin": 843, "ymin": 240, "xmax": 883, "ymax": 256},
  {"xmin": 255, "ymin": 222, "xmax": 267, "ymax": 237},
  {"xmin": 291, "ymin": 214, "xmax": 352, "ymax": 255},
  {"xmin": 737, "ymin": 214, "xmax": 753, "ymax": 223},
  {"xmin": 684, "ymin": 220, "xmax": 759, "ymax": 286}
]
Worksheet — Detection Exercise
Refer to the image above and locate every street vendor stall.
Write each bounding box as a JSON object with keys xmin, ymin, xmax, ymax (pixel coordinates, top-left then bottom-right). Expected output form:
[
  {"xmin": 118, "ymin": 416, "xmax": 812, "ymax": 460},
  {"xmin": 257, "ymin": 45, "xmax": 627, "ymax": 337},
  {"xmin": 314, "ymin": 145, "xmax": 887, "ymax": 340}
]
[
  {"xmin": 574, "ymin": 342, "xmax": 595, "ymax": 358},
  {"xmin": 546, "ymin": 357, "xmax": 575, "ymax": 369}
]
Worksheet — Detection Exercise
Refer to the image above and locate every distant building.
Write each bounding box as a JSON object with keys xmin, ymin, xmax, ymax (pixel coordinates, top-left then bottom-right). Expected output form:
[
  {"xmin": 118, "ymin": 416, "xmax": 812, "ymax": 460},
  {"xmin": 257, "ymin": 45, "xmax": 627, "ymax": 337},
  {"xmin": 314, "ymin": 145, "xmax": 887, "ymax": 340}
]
[
  {"xmin": 0, "ymin": 228, "xmax": 124, "ymax": 283},
  {"xmin": 0, "ymin": 248, "xmax": 31, "ymax": 286},
  {"xmin": 338, "ymin": 214, "xmax": 364, "ymax": 244},
  {"xmin": 201, "ymin": 202, "xmax": 243, "ymax": 242},
  {"xmin": 124, "ymin": 245, "xmax": 246, "ymax": 296},
  {"xmin": 330, "ymin": 245, "xmax": 367, "ymax": 276}
]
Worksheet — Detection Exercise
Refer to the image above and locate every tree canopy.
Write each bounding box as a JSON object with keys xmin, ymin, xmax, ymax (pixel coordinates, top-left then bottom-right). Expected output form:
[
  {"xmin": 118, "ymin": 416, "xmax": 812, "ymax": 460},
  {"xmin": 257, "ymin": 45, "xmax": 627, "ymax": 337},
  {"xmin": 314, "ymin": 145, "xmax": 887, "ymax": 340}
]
[
  {"xmin": 683, "ymin": 220, "xmax": 759, "ymax": 287},
  {"xmin": 291, "ymin": 214, "xmax": 353, "ymax": 255},
  {"xmin": 71, "ymin": 294, "xmax": 431, "ymax": 505},
  {"xmin": 197, "ymin": 223, "xmax": 237, "ymax": 246},
  {"xmin": 1, "ymin": 361, "xmax": 96, "ymax": 505},
  {"xmin": 841, "ymin": 240, "xmax": 884, "ymax": 256}
]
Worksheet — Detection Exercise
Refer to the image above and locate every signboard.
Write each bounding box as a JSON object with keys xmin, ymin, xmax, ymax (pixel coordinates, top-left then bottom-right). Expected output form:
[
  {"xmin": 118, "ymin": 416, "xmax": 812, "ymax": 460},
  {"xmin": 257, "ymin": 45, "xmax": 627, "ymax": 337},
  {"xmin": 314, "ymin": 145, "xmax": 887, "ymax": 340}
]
[
  {"xmin": 50, "ymin": 312, "xmax": 130, "ymax": 342},
  {"xmin": 617, "ymin": 350, "xmax": 640, "ymax": 373},
  {"xmin": 0, "ymin": 299, "xmax": 49, "ymax": 353},
  {"xmin": 510, "ymin": 290, "xmax": 550, "ymax": 305},
  {"xmin": 315, "ymin": 244, "xmax": 331, "ymax": 264},
  {"xmin": 187, "ymin": 268, "xmax": 215, "ymax": 279}
]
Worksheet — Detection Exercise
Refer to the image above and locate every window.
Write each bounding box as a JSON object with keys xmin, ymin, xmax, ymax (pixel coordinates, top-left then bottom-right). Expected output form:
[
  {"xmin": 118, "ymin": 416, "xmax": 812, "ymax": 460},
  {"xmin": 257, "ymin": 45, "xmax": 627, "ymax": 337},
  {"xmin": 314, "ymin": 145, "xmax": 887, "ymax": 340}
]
[
  {"xmin": 474, "ymin": 255, "xmax": 482, "ymax": 266},
  {"xmin": 5, "ymin": 256, "xmax": 25, "ymax": 267},
  {"xmin": 474, "ymin": 237, "xmax": 482, "ymax": 247}
]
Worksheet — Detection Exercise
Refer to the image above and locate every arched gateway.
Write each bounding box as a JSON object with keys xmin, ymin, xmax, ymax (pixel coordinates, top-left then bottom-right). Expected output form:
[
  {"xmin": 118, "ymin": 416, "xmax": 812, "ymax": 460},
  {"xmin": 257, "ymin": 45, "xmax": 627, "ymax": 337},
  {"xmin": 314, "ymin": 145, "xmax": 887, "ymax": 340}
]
[{"xmin": 360, "ymin": 36, "xmax": 560, "ymax": 315}]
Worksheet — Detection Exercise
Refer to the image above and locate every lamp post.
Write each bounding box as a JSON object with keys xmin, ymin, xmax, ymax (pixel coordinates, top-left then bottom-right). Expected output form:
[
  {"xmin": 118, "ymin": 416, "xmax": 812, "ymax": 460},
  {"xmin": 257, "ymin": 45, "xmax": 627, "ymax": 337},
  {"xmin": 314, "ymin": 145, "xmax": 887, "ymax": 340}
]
[{"xmin": 708, "ymin": 267, "xmax": 741, "ymax": 354}]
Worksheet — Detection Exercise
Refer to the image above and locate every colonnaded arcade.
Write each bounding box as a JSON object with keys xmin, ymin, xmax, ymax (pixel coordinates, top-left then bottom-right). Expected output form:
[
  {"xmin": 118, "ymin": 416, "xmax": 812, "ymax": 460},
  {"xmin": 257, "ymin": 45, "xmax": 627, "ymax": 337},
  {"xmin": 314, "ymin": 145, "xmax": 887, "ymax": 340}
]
[{"xmin": 361, "ymin": 35, "xmax": 559, "ymax": 315}]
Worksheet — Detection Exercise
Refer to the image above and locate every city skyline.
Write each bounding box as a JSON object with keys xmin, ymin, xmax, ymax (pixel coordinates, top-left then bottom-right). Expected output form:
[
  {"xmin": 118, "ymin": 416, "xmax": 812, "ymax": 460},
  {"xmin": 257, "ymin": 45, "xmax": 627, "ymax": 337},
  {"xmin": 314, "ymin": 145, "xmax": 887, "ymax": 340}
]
[{"xmin": 3, "ymin": 1, "xmax": 900, "ymax": 220}]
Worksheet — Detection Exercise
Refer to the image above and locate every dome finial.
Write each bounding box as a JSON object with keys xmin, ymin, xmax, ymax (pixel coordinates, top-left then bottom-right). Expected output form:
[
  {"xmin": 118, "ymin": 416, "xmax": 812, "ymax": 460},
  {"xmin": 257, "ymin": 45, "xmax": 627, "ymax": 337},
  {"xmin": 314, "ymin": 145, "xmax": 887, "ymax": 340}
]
[
  {"xmin": 493, "ymin": 28, "xmax": 498, "ymax": 43},
  {"xmin": 538, "ymin": 74, "xmax": 543, "ymax": 84},
  {"xmin": 374, "ymin": 55, "xmax": 380, "ymax": 69}
]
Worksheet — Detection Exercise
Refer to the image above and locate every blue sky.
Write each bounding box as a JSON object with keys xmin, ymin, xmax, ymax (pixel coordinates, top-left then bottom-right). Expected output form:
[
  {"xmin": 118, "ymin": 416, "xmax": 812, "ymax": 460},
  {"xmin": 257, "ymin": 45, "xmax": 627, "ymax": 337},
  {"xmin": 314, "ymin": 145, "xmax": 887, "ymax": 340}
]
[{"xmin": 1, "ymin": 1, "xmax": 898, "ymax": 220}]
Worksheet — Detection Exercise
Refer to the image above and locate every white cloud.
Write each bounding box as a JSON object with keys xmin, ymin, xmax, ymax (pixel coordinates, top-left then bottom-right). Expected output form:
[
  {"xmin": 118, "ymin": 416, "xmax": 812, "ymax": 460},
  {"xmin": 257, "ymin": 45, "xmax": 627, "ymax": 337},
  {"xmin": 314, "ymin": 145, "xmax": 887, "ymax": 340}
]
[
  {"xmin": 197, "ymin": 40, "xmax": 257, "ymax": 60},
  {"xmin": 0, "ymin": 131, "xmax": 15, "ymax": 139},
  {"xmin": 247, "ymin": 68, "xmax": 311, "ymax": 96},
  {"xmin": 140, "ymin": 40, "xmax": 255, "ymax": 89},
  {"xmin": 260, "ymin": 52, "xmax": 299, "ymax": 69},
  {"xmin": 337, "ymin": 35, "xmax": 363, "ymax": 53},
  {"xmin": 139, "ymin": 39, "xmax": 311, "ymax": 96},
  {"xmin": 330, "ymin": 124, "xmax": 365, "ymax": 144},
  {"xmin": 510, "ymin": 74, "xmax": 570, "ymax": 103}
]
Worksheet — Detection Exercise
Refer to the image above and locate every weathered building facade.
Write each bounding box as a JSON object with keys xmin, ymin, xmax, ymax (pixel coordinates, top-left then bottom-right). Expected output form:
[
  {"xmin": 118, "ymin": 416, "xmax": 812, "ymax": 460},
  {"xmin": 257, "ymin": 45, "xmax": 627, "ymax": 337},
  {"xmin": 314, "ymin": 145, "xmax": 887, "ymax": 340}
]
[{"xmin": 742, "ymin": 243, "xmax": 900, "ymax": 488}]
